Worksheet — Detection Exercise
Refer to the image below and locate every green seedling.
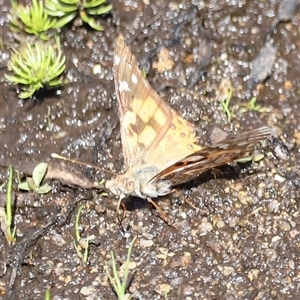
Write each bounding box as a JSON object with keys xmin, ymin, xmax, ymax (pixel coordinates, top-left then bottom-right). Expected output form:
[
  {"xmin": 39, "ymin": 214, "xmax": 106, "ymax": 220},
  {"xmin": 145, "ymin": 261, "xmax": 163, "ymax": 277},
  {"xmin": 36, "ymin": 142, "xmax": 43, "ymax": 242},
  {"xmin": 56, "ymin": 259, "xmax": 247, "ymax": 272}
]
[
  {"xmin": 237, "ymin": 153, "xmax": 265, "ymax": 163},
  {"xmin": 45, "ymin": 0, "xmax": 112, "ymax": 31},
  {"xmin": 18, "ymin": 163, "xmax": 52, "ymax": 194},
  {"xmin": 0, "ymin": 36, "xmax": 4, "ymax": 50},
  {"xmin": 46, "ymin": 106, "xmax": 53, "ymax": 131},
  {"xmin": 142, "ymin": 67, "xmax": 148, "ymax": 78},
  {"xmin": 253, "ymin": 153, "xmax": 265, "ymax": 162},
  {"xmin": 5, "ymin": 40, "xmax": 66, "ymax": 99},
  {"xmin": 105, "ymin": 237, "xmax": 137, "ymax": 300},
  {"xmin": 2, "ymin": 165, "xmax": 17, "ymax": 243},
  {"xmin": 239, "ymin": 96, "xmax": 267, "ymax": 113},
  {"xmin": 73, "ymin": 205, "xmax": 95, "ymax": 265},
  {"xmin": 236, "ymin": 156, "xmax": 253, "ymax": 163},
  {"xmin": 220, "ymin": 87, "xmax": 234, "ymax": 123},
  {"xmin": 44, "ymin": 289, "xmax": 51, "ymax": 300},
  {"xmin": 8, "ymin": 0, "xmax": 59, "ymax": 40},
  {"xmin": 99, "ymin": 178, "xmax": 108, "ymax": 197},
  {"xmin": 0, "ymin": 182, "xmax": 5, "ymax": 191}
]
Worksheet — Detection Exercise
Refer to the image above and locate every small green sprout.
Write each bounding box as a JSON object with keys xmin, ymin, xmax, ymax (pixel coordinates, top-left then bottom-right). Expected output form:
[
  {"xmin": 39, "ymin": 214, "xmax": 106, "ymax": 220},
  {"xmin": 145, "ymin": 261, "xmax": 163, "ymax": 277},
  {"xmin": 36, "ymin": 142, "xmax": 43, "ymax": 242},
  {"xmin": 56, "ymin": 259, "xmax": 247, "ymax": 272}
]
[
  {"xmin": 99, "ymin": 178, "xmax": 108, "ymax": 197},
  {"xmin": 0, "ymin": 36, "xmax": 4, "ymax": 50},
  {"xmin": 73, "ymin": 205, "xmax": 95, "ymax": 265},
  {"xmin": 44, "ymin": 289, "xmax": 51, "ymax": 300},
  {"xmin": 239, "ymin": 96, "xmax": 267, "ymax": 113},
  {"xmin": 2, "ymin": 165, "xmax": 17, "ymax": 244},
  {"xmin": 46, "ymin": 106, "xmax": 53, "ymax": 131},
  {"xmin": 0, "ymin": 183, "xmax": 5, "ymax": 191},
  {"xmin": 18, "ymin": 163, "xmax": 52, "ymax": 194},
  {"xmin": 220, "ymin": 87, "xmax": 234, "ymax": 123},
  {"xmin": 5, "ymin": 40, "xmax": 66, "ymax": 99},
  {"xmin": 105, "ymin": 237, "xmax": 137, "ymax": 300},
  {"xmin": 45, "ymin": 0, "xmax": 112, "ymax": 31},
  {"xmin": 252, "ymin": 153, "xmax": 265, "ymax": 162},
  {"xmin": 237, "ymin": 153, "xmax": 265, "ymax": 164},
  {"xmin": 236, "ymin": 156, "xmax": 253, "ymax": 163},
  {"xmin": 8, "ymin": 0, "xmax": 59, "ymax": 40},
  {"xmin": 141, "ymin": 67, "xmax": 148, "ymax": 78}
]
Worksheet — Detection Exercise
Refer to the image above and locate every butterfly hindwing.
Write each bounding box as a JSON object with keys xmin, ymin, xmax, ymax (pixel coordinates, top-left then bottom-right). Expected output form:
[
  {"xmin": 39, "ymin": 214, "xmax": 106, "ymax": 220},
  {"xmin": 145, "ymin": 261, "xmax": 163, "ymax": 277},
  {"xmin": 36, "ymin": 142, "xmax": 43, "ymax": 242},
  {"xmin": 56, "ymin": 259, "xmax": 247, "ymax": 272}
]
[{"xmin": 150, "ymin": 127, "xmax": 271, "ymax": 186}]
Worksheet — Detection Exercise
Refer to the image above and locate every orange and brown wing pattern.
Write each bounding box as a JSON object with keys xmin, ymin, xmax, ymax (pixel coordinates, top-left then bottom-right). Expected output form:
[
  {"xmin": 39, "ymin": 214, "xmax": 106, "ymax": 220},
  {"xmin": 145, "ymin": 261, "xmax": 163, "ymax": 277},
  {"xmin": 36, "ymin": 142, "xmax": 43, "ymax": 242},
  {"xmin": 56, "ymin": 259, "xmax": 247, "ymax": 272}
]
[
  {"xmin": 108, "ymin": 36, "xmax": 271, "ymax": 200},
  {"xmin": 113, "ymin": 35, "xmax": 201, "ymax": 171},
  {"xmin": 150, "ymin": 126, "xmax": 271, "ymax": 186}
]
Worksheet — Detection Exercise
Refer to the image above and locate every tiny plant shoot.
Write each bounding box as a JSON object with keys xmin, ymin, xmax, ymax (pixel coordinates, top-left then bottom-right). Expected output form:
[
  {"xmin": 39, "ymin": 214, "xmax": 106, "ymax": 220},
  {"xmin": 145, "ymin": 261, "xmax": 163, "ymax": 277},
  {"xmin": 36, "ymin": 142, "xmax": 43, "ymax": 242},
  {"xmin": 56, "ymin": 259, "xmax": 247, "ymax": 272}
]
[
  {"xmin": 4, "ymin": 165, "xmax": 16, "ymax": 243},
  {"xmin": 221, "ymin": 87, "xmax": 234, "ymax": 123},
  {"xmin": 8, "ymin": 0, "xmax": 59, "ymax": 40},
  {"xmin": 73, "ymin": 205, "xmax": 95, "ymax": 265},
  {"xmin": 18, "ymin": 163, "xmax": 52, "ymax": 194},
  {"xmin": 105, "ymin": 237, "xmax": 137, "ymax": 300}
]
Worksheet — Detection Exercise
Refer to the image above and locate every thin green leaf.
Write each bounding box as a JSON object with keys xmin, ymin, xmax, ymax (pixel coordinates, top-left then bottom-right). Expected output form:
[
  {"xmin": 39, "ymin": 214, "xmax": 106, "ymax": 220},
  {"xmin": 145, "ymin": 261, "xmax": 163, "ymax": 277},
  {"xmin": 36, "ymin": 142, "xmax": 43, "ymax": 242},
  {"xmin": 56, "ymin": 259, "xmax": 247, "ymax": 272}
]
[
  {"xmin": 236, "ymin": 156, "xmax": 252, "ymax": 163},
  {"xmin": 80, "ymin": 11, "xmax": 103, "ymax": 31},
  {"xmin": 84, "ymin": 0, "xmax": 106, "ymax": 9},
  {"xmin": 45, "ymin": 0, "xmax": 77, "ymax": 14},
  {"xmin": 88, "ymin": 4, "xmax": 112, "ymax": 15},
  {"xmin": 19, "ymin": 89, "xmax": 35, "ymax": 99},
  {"xmin": 6, "ymin": 165, "xmax": 14, "ymax": 225},
  {"xmin": 253, "ymin": 153, "xmax": 265, "ymax": 162},
  {"xmin": 56, "ymin": 0, "xmax": 79, "ymax": 5},
  {"xmin": 53, "ymin": 13, "xmax": 77, "ymax": 28},
  {"xmin": 75, "ymin": 205, "xmax": 84, "ymax": 241}
]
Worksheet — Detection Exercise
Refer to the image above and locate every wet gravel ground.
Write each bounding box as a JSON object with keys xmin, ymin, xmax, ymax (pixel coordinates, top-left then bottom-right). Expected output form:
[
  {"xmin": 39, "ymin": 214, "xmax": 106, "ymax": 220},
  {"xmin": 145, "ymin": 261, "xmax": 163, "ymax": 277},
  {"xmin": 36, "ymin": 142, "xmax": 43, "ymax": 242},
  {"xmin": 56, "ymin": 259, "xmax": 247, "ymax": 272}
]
[{"xmin": 0, "ymin": 0, "xmax": 300, "ymax": 299}]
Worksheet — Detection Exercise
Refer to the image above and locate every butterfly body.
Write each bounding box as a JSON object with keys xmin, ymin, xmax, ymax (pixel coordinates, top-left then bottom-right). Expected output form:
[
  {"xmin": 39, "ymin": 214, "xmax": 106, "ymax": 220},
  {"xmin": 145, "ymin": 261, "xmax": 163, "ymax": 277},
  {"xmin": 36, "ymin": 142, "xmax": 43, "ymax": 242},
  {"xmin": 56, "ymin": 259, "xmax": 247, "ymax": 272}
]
[
  {"xmin": 106, "ymin": 165, "xmax": 172, "ymax": 199},
  {"xmin": 105, "ymin": 35, "xmax": 271, "ymax": 201}
]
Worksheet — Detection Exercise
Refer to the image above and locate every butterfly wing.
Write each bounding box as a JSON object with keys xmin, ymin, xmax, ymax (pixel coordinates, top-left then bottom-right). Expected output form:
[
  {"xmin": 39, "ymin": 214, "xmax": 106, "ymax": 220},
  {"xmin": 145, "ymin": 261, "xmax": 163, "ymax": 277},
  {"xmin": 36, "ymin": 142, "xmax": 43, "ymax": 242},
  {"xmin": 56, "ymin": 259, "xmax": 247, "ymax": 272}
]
[
  {"xmin": 114, "ymin": 35, "xmax": 201, "ymax": 171},
  {"xmin": 150, "ymin": 127, "xmax": 271, "ymax": 186}
]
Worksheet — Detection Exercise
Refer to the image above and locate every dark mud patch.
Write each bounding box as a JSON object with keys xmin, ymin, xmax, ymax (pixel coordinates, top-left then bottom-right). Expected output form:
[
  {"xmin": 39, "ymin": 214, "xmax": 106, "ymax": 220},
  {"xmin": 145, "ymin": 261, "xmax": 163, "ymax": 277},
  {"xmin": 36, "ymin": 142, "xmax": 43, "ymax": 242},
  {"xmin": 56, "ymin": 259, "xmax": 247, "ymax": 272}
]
[{"xmin": 0, "ymin": 0, "xmax": 300, "ymax": 299}]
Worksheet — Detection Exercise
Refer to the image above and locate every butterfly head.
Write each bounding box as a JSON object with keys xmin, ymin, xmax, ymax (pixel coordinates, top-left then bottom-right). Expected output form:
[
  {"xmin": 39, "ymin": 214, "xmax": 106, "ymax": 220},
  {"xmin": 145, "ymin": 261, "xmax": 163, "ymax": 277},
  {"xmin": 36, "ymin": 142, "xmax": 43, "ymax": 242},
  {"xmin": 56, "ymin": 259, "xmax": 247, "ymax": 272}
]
[
  {"xmin": 105, "ymin": 175, "xmax": 143, "ymax": 200},
  {"xmin": 106, "ymin": 170, "xmax": 173, "ymax": 200}
]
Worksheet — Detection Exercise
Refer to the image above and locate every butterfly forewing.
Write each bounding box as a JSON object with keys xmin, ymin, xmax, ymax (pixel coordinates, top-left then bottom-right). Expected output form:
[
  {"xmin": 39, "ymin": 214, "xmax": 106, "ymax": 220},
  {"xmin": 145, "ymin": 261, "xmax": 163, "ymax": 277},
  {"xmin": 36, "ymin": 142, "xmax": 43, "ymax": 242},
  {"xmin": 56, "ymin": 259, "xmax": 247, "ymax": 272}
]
[{"xmin": 113, "ymin": 35, "xmax": 201, "ymax": 172}]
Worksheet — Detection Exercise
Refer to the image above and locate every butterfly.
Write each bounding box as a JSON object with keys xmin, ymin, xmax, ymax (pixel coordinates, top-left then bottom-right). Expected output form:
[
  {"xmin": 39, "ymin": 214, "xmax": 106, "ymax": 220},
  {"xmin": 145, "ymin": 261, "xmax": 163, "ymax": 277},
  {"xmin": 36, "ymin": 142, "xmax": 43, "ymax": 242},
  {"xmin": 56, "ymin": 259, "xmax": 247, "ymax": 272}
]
[{"xmin": 105, "ymin": 35, "xmax": 271, "ymax": 202}]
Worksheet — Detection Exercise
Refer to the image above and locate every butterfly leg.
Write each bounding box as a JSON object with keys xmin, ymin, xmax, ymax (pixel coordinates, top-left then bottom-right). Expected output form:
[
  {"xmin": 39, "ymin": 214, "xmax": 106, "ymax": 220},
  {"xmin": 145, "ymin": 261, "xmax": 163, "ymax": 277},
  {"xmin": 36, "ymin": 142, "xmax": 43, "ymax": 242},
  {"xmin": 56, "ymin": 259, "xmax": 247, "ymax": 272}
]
[
  {"xmin": 183, "ymin": 196, "xmax": 209, "ymax": 215},
  {"xmin": 169, "ymin": 189, "xmax": 209, "ymax": 215},
  {"xmin": 147, "ymin": 197, "xmax": 178, "ymax": 228}
]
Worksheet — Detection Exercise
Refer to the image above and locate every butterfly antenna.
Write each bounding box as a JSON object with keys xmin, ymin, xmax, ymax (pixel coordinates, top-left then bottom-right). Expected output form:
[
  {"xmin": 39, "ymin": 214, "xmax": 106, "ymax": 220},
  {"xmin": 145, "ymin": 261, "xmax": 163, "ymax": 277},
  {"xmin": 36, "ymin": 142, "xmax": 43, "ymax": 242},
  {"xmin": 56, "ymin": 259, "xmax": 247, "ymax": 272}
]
[{"xmin": 51, "ymin": 153, "xmax": 115, "ymax": 175}]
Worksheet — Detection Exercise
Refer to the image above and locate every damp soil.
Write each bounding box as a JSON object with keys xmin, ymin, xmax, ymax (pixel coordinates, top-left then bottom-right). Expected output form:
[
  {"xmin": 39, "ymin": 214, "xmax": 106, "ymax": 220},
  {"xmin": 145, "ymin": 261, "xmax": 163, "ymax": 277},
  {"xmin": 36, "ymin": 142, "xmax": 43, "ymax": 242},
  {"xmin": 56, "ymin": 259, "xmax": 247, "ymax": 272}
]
[{"xmin": 0, "ymin": 0, "xmax": 300, "ymax": 299}]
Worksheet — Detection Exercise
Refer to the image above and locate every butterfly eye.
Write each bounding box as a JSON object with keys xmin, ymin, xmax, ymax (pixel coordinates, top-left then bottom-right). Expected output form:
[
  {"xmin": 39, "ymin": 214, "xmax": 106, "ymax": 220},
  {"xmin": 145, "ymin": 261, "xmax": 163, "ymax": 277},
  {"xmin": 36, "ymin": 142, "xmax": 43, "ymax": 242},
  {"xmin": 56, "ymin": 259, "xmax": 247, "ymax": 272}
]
[{"xmin": 125, "ymin": 180, "xmax": 135, "ymax": 192}]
